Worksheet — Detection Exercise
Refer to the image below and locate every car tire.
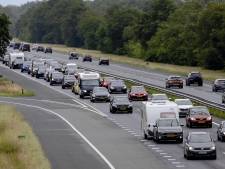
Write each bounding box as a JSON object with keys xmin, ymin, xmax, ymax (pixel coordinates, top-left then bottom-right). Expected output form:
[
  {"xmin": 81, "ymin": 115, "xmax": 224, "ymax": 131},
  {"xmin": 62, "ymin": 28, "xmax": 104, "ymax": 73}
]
[
  {"xmin": 180, "ymin": 85, "xmax": 183, "ymax": 89},
  {"xmin": 208, "ymin": 124, "xmax": 212, "ymax": 128},
  {"xmin": 62, "ymin": 85, "xmax": 65, "ymax": 89},
  {"xmin": 50, "ymin": 82, "xmax": 53, "ymax": 86},
  {"xmin": 186, "ymin": 81, "xmax": 190, "ymax": 86},
  {"xmin": 211, "ymin": 154, "xmax": 217, "ymax": 160},
  {"xmin": 198, "ymin": 82, "xmax": 203, "ymax": 86},
  {"xmin": 177, "ymin": 139, "xmax": 183, "ymax": 144},
  {"xmin": 144, "ymin": 132, "xmax": 148, "ymax": 140},
  {"xmin": 80, "ymin": 95, "xmax": 84, "ymax": 99}
]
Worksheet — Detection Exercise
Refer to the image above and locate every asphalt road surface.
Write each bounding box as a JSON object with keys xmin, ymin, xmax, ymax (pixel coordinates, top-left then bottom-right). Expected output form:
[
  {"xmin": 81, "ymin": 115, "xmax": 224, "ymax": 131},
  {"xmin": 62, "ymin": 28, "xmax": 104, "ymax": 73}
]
[{"xmin": 1, "ymin": 49, "xmax": 225, "ymax": 169}]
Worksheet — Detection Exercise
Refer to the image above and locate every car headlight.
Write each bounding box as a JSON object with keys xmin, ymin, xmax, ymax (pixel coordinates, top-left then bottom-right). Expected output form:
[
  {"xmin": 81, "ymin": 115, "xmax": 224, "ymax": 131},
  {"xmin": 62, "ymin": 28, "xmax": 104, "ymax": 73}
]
[
  {"xmin": 111, "ymin": 87, "xmax": 114, "ymax": 89},
  {"xmin": 190, "ymin": 117, "xmax": 196, "ymax": 121},
  {"xmin": 189, "ymin": 146, "xmax": 193, "ymax": 150},
  {"xmin": 123, "ymin": 86, "xmax": 127, "ymax": 89},
  {"xmin": 92, "ymin": 94, "xmax": 96, "ymax": 97},
  {"xmin": 210, "ymin": 146, "xmax": 216, "ymax": 150},
  {"xmin": 52, "ymin": 78, "xmax": 54, "ymax": 81},
  {"xmin": 107, "ymin": 94, "xmax": 110, "ymax": 97},
  {"xmin": 82, "ymin": 90, "xmax": 87, "ymax": 93},
  {"xmin": 207, "ymin": 116, "xmax": 212, "ymax": 121},
  {"xmin": 223, "ymin": 132, "xmax": 225, "ymax": 135}
]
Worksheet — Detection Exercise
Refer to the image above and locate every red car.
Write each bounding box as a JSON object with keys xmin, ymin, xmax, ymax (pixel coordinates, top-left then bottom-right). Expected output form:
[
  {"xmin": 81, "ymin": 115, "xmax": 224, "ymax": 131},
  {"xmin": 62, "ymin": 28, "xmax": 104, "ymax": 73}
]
[
  {"xmin": 186, "ymin": 106, "xmax": 212, "ymax": 128},
  {"xmin": 100, "ymin": 77, "xmax": 115, "ymax": 88},
  {"xmin": 128, "ymin": 86, "xmax": 148, "ymax": 101}
]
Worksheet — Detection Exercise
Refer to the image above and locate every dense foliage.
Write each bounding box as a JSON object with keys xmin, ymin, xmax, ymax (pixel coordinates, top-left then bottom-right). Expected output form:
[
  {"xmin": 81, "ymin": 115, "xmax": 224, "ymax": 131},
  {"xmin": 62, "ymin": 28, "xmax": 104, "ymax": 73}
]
[
  {"xmin": 9, "ymin": 0, "xmax": 225, "ymax": 70},
  {"xmin": 0, "ymin": 13, "xmax": 11, "ymax": 57}
]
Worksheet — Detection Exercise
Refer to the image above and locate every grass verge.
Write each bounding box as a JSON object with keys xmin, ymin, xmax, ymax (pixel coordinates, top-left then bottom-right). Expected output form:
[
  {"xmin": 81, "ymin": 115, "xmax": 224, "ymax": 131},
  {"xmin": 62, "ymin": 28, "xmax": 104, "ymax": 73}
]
[
  {"xmin": 124, "ymin": 80, "xmax": 225, "ymax": 120},
  {"xmin": 43, "ymin": 44, "xmax": 225, "ymax": 81},
  {"xmin": 0, "ymin": 105, "xmax": 51, "ymax": 169},
  {"xmin": 0, "ymin": 77, "xmax": 34, "ymax": 97}
]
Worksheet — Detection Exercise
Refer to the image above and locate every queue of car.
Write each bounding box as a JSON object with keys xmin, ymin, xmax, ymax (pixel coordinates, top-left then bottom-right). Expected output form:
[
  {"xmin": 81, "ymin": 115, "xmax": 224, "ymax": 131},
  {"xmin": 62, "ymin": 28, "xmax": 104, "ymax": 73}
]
[{"xmin": 4, "ymin": 45, "xmax": 225, "ymax": 161}]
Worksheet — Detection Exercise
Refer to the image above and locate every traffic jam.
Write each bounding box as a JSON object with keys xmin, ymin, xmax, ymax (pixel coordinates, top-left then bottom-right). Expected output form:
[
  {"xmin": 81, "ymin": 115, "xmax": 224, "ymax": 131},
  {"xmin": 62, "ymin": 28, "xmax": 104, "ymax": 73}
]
[{"xmin": 2, "ymin": 42, "xmax": 225, "ymax": 161}]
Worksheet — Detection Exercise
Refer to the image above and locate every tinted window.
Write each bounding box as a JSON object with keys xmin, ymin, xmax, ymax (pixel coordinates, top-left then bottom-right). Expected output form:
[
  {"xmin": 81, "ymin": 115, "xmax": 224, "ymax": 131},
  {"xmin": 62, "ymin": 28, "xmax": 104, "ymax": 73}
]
[
  {"xmin": 81, "ymin": 79, "xmax": 99, "ymax": 86},
  {"xmin": 190, "ymin": 107, "xmax": 209, "ymax": 115},
  {"xmin": 169, "ymin": 76, "xmax": 182, "ymax": 80},
  {"xmin": 158, "ymin": 119, "xmax": 179, "ymax": 127},
  {"xmin": 52, "ymin": 73, "xmax": 63, "ymax": 78},
  {"xmin": 217, "ymin": 80, "xmax": 225, "ymax": 85},
  {"xmin": 64, "ymin": 75, "xmax": 76, "ymax": 80},
  {"xmin": 189, "ymin": 134, "xmax": 211, "ymax": 143}
]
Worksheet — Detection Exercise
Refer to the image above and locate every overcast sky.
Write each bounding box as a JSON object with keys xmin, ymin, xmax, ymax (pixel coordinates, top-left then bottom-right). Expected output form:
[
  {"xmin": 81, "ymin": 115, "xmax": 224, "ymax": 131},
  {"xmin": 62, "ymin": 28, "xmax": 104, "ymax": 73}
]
[{"xmin": 0, "ymin": 0, "xmax": 38, "ymax": 6}]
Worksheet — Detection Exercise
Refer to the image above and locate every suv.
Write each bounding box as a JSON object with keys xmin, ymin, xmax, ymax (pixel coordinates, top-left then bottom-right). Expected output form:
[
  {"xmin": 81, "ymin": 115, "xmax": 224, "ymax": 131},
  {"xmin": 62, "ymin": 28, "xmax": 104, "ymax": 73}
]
[
  {"xmin": 21, "ymin": 44, "xmax": 30, "ymax": 52},
  {"xmin": 36, "ymin": 46, "xmax": 45, "ymax": 52},
  {"xmin": 186, "ymin": 72, "xmax": 203, "ymax": 86},
  {"xmin": 212, "ymin": 79, "xmax": 225, "ymax": 92},
  {"xmin": 165, "ymin": 75, "xmax": 183, "ymax": 88},
  {"xmin": 99, "ymin": 58, "xmax": 109, "ymax": 65},
  {"xmin": 153, "ymin": 118, "xmax": 183, "ymax": 143},
  {"xmin": 45, "ymin": 47, "xmax": 52, "ymax": 53}
]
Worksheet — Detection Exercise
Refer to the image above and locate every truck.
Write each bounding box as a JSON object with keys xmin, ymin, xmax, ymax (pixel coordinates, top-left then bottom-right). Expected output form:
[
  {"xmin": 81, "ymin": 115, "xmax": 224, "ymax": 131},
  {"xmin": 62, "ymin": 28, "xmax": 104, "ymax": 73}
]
[
  {"xmin": 140, "ymin": 100, "xmax": 179, "ymax": 139},
  {"xmin": 72, "ymin": 71, "xmax": 100, "ymax": 98},
  {"xmin": 9, "ymin": 52, "xmax": 25, "ymax": 69}
]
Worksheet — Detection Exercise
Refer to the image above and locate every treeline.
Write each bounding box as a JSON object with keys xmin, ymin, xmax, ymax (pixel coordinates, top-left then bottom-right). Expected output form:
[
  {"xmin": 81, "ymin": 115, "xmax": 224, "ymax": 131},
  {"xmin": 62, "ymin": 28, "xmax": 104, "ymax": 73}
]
[{"xmin": 15, "ymin": 0, "xmax": 225, "ymax": 70}]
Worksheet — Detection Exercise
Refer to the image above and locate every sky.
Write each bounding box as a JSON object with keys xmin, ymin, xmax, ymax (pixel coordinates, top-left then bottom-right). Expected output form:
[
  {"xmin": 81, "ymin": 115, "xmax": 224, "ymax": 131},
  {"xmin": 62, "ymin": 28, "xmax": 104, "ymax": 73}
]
[{"xmin": 0, "ymin": 0, "xmax": 38, "ymax": 6}]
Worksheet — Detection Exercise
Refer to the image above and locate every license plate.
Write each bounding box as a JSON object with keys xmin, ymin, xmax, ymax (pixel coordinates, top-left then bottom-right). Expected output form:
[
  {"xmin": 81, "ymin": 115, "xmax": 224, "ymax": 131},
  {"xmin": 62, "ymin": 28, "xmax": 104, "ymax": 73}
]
[
  {"xmin": 199, "ymin": 151, "xmax": 207, "ymax": 154},
  {"xmin": 198, "ymin": 121, "xmax": 205, "ymax": 124},
  {"xmin": 120, "ymin": 106, "xmax": 126, "ymax": 110},
  {"xmin": 167, "ymin": 134, "xmax": 176, "ymax": 137}
]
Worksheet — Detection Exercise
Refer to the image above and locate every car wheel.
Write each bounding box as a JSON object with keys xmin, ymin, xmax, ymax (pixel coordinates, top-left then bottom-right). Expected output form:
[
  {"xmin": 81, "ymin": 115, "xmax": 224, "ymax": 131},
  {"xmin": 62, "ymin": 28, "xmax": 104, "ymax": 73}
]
[
  {"xmin": 80, "ymin": 95, "xmax": 84, "ymax": 99},
  {"xmin": 208, "ymin": 124, "xmax": 212, "ymax": 128},
  {"xmin": 50, "ymin": 82, "xmax": 53, "ymax": 86},
  {"xmin": 62, "ymin": 85, "xmax": 65, "ymax": 89},
  {"xmin": 177, "ymin": 139, "xmax": 183, "ymax": 144},
  {"xmin": 198, "ymin": 82, "xmax": 203, "ymax": 86},
  {"xmin": 144, "ymin": 132, "xmax": 148, "ymax": 140},
  {"xmin": 180, "ymin": 85, "xmax": 183, "ymax": 89},
  {"xmin": 211, "ymin": 154, "xmax": 217, "ymax": 160},
  {"xmin": 217, "ymin": 134, "xmax": 220, "ymax": 141}
]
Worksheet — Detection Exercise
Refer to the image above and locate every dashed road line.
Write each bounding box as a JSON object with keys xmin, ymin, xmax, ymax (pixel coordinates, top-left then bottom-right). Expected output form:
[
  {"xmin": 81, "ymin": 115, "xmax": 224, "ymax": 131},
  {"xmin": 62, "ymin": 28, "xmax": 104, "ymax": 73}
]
[{"xmin": 164, "ymin": 156, "xmax": 172, "ymax": 158}]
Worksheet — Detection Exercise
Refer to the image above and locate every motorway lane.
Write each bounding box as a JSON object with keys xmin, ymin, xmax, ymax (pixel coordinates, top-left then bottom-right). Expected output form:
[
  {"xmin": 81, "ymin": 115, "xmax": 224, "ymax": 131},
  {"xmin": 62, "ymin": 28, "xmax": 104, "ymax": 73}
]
[
  {"xmin": 34, "ymin": 51, "xmax": 224, "ymax": 107},
  {"xmin": 0, "ymin": 65, "xmax": 170, "ymax": 169},
  {"xmin": 2, "ymin": 58, "xmax": 225, "ymax": 169}
]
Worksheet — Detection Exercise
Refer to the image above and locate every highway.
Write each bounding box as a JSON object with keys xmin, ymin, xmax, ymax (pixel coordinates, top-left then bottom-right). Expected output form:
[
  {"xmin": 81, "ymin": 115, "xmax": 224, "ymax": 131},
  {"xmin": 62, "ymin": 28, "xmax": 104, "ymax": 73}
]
[{"xmin": 1, "ymin": 50, "xmax": 225, "ymax": 169}]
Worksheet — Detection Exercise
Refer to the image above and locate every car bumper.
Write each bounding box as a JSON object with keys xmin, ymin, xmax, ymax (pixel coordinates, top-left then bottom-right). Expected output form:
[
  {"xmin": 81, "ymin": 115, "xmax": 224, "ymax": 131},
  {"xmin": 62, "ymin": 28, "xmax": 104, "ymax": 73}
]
[
  {"xmin": 92, "ymin": 96, "xmax": 110, "ymax": 102},
  {"xmin": 130, "ymin": 96, "xmax": 148, "ymax": 101},
  {"xmin": 158, "ymin": 133, "xmax": 183, "ymax": 141},
  {"xmin": 112, "ymin": 107, "xmax": 132, "ymax": 113},
  {"xmin": 187, "ymin": 150, "xmax": 216, "ymax": 158},
  {"xmin": 110, "ymin": 88, "xmax": 127, "ymax": 93},
  {"xmin": 190, "ymin": 121, "xmax": 212, "ymax": 127}
]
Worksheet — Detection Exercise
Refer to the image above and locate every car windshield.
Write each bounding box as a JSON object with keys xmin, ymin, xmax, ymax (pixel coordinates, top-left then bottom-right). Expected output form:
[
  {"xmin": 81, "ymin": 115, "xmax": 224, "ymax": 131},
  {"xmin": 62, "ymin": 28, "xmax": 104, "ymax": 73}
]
[
  {"xmin": 152, "ymin": 94, "xmax": 168, "ymax": 100},
  {"xmin": 189, "ymin": 134, "xmax": 211, "ymax": 143},
  {"xmin": 169, "ymin": 76, "xmax": 181, "ymax": 80},
  {"xmin": 131, "ymin": 86, "xmax": 145, "ymax": 92},
  {"xmin": 52, "ymin": 73, "xmax": 63, "ymax": 78},
  {"xmin": 114, "ymin": 97, "xmax": 129, "ymax": 103},
  {"xmin": 67, "ymin": 65, "xmax": 77, "ymax": 70},
  {"xmin": 81, "ymin": 79, "xmax": 99, "ymax": 86},
  {"xmin": 65, "ymin": 75, "xmax": 76, "ymax": 80},
  {"xmin": 175, "ymin": 100, "xmax": 192, "ymax": 106},
  {"xmin": 217, "ymin": 80, "xmax": 225, "ymax": 85},
  {"xmin": 111, "ymin": 80, "xmax": 124, "ymax": 86},
  {"xmin": 190, "ymin": 107, "xmax": 209, "ymax": 115},
  {"xmin": 158, "ymin": 119, "xmax": 179, "ymax": 127},
  {"xmin": 94, "ymin": 87, "xmax": 107, "ymax": 93},
  {"xmin": 190, "ymin": 73, "xmax": 201, "ymax": 77}
]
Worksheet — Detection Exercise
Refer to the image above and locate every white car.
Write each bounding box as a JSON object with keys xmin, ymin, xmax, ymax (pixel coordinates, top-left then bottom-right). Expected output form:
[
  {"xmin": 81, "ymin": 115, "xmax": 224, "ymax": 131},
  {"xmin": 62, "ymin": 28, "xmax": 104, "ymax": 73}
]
[{"xmin": 175, "ymin": 99, "xmax": 193, "ymax": 118}]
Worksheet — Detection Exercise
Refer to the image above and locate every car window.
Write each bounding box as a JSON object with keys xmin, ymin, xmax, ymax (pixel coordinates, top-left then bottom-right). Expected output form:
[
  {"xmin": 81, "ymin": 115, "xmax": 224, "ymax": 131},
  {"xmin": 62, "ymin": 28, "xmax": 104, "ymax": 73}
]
[
  {"xmin": 190, "ymin": 107, "xmax": 209, "ymax": 115},
  {"xmin": 111, "ymin": 80, "xmax": 124, "ymax": 86},
  {"xmin": 157, "ymin": 119, "xmax": 179, "ymax": 127},
  {"xmin": 169, "ymin": 76, "xmax": 182, "ymax": 80},
  {"xmin": 131, "ymin": 86, "xmax": 145, "ymax": 92},
  {"xmin": 217, "ymin": 80, "xmax": 225, "ymax": 85},
  {"xmin": 94, "ymin": 87, "xmax": 107, "ymax": 92},
  {"xmin": 114, "ymin": 97, "xmax": 129, "ymax": 102},
  {"xmin": 52, "ymin": 73, "xmax": 63, "ymax": 78},
  {"xmin": 189, "ymin": 134, "xmax": 211, "ymax": 143}
]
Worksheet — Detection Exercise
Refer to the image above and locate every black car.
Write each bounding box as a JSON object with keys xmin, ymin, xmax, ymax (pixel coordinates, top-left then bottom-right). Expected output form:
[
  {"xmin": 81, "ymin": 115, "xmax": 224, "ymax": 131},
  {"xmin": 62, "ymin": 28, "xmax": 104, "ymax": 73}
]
[
  {"xmin": 50, "ymin": 72, "xmax": 64, "ymax": 85},
  {"xmin": 69, "ymin": 52, "xmax": 79, "ymax": 60},
  {"xmin": 90, "ymin": 87, "xmax": 111, "ymax": 102},
  {"xmin": 108, "ymin": 80, "xmax": 127, "ymax": 94},
  {"xmin": 21, "ymin": 43, "xmax": 30, "ymax": 52},
  {"xmin": 13, "ymin": 43, "xmax": 21, "ymax": 50},
  {"xmin": 110, "ymin": 96, "xmax": 132, "ymax": 114},
  {"xmin": 217, "ymin": 121, "xmax": 225, "ymax": 142},
  {"xmin": 83, "ymin": 55, "xmax": 92, "ymax": 62},
  {"xmin": 36, "ymin": 65, "xmax": 46, "ymax": 78},
  {"xmin": 99, "ymin": 58, "xmax": 109, "ymax": 65},
  {"xmin": 212, "ymin": 79, "xmax": 225, "ymax": 92},
  {"xmin": 184, "ymin": 132, "xmax": 217, "ymax": 160},
  {"xmin": 153, "ymin": 118, "xmax": 183, "ymax": 143},
  {"xmin": 21, "ymin": 61, "xmax": 32, "ymax": 73},
  {"xmin": 45, "ymin": 47, "xmax": 52, "ymax": 53},
  {"xmin": 62, "ymin": 75, "xmax": 76, "ymax": 89},
  {"xmin": 36, "ymin": 46, "xmax": 45, "ymax": 52},
  {"xmin": 186, "ymin": 72, "xmax": 203, "ymax": 86}
]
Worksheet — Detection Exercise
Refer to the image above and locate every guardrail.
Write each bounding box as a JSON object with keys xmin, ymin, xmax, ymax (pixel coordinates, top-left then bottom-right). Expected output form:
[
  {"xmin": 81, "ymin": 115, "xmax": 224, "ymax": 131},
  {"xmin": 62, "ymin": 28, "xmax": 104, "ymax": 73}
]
[{"xmin": 79, "ymin": 66, "xmax": 225, "ymax": 112}]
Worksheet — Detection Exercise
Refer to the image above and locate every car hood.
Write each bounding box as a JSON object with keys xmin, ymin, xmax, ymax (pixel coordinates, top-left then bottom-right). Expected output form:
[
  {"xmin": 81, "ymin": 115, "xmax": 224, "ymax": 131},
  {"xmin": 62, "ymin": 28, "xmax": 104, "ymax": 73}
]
[
  {"xmin": 189, "ymin": 142, "xmax": 215, "ymax": 148},
  {"xmin": 158, "ymin": 127, "xmax": 182, "ymax": 133},
  {"xmin": 114, "ymin": 102, "xmax": 131, "ymax": 106},
  {"xmin": 95, "ymin": 92, "xmax": 109, "ymax": 96},
  {"xmin": 178, "ymin": 105, "xmax": 192, "ymax": 109}
]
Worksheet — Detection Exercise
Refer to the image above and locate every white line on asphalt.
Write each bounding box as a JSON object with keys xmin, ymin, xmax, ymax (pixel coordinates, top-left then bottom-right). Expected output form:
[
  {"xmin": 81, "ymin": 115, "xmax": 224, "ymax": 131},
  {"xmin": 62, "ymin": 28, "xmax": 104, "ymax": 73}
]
[
  {"xmin": 176, "ymin": 165, "xmax": 185, "ymax": 168},
  {"xmin": 168, "ymin": 159, "xmax": 176, "ymax": 161},
  {"xmin": 155, "ymin": 150, "xmax": 163, "ymax": 152},
  {"xmin": 72, "ymin": 99, "xmax": 87, "ymax": 108},
  {"xmin": 213, "ymin": 122, "xmax": 219, "ymax": 126},
  {"xmin": 172, "ymin": 162, "xmax": 181, "ymax": 164},
  {"xmin": 140, "ymin": 139, "xmax": 147, "ymax": 142},
  {"xmin": 0, "ymin": 100, "xmax": 116, "ymax": 169},
  {"xmin": 152, "ymin": 147, "xmax": 160, "ymax": 150},
  {"xmin": 147, "ymin": 145, "xmax": 156, "ymax": 147},
  {"xmin": 163, "ymin": 156, "xmax": 172, "ymax": 158},
  {"xmin": 223, "ymin": 152, "xmax": 225, "ymax": 155},
  {"xmin": 160, "ymin": 152, "xmax": 167, "ymax": 155},
  {"xmin": 134, "ymin": 135, "xmax": 141, "ymax": 137},
  {"xmin": 1, "ymin": 65, "xmax": 107, "ymax": 117}
]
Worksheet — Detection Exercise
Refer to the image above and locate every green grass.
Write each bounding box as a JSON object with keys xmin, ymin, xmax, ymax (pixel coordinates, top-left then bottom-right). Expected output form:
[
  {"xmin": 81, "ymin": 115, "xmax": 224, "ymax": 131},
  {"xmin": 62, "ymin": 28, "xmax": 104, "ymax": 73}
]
[
  {"xmin": 124, "ymin": 80, "xmax": 225, "ymax": 119},
  {"xmin": 0, "ymin": 77, "xmax": 35, "ymax": 97},
  {"xmin": 42, "ymin": 43, "xmax": 225, "ymax": 81},
  {"xmin": 0, "ymin": 105, "xmax": 51, "ymax": 169}
]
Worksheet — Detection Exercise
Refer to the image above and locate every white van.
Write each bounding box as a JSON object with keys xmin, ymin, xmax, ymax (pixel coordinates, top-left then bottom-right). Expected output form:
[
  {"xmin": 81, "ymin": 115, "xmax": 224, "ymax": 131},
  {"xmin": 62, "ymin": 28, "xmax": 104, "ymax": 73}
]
[
  {"xmin": 9, "ymin": 52, "xmax": 24, "ymax": 69},
  {"xmin": 141, "ymin": 100, "xmax": 179, "ymax": 139}
]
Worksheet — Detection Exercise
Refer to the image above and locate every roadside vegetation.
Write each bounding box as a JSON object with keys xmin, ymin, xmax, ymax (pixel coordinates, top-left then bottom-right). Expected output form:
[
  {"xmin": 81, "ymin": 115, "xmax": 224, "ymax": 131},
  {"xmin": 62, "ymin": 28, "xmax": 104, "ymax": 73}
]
[
  {"xmin": 0, "ymin": 77, "xmax": 34, "ymax": 97},
  {"xmin": 0, "ymin": 105, "xmax": 51, "ymax": 169}
]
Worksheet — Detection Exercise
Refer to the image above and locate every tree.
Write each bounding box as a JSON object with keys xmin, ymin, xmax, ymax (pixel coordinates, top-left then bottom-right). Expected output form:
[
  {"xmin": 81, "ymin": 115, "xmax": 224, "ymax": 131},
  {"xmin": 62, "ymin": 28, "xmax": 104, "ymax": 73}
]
[{"xmin": 0, "ymin": 13, "xmax": 11, "ymax": 58}]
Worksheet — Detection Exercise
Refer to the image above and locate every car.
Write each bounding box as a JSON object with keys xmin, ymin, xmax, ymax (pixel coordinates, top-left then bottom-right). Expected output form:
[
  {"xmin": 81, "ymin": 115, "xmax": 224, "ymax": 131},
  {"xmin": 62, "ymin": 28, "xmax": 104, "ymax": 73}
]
[
  {"xmin": 20, "ymin": 43, "xmax": 30, "ymax": 52},
  {"xmin": 13, "ymin": 42, "xmax": 21, "ymax": 50},
  {"xmin": 110, "ymin": 96, "xmax": 133, "ymax": 114},
  {"xmin": 186, "ymin": 106, "xmax": 212, "ymax": 128},
  {"xmin": 128, "ymin": 86, "xmax": 148, "ymax": 101},
  {"xmin": 186, "ymin": 72, "xmax": 203, "ymax": 86},
  {"xmin": 217, "ymin": 121, "xmax": 225, "ymax": 142},
  {"xmin": 153, "ymin": 118, "xmax": 183, "ymax": 143},
  {"xmin": 36, "ymin": 65, "xmax": 46, "ymax": 78},
  {"xmin": 21, "ymin": 61, "xmax": 32, "ymax": 73},
  {"xmin": 62, "ymin": 75, "xmax": 76, "ymax": 89},
  {"xmin": 69, "ymin": 52, "xmax": 79, "ymax": 60},
  {"xmin": 83, "ymin": 55, "xmax": 92, "ymax": 62},
  {"xmin": 175, "ymin": 99, "xmax": 193, "ymax": 118},
  {"xmin": 90, "ymin": 87, "xmax": 111, "ymax": 102},
  {"xmin": 165, "ymin": 75, "xmax": 183, "ymax": 88},
  {"xmin": 36, "ymin": 46, "xmax": 45, "ymax": 52},
  {"xmin": 99, "ymin": 58, "xmax": 109, "ymax": 65},
  {"xmin": 108, "ymin": 80, "xmax": 127, "ymax": 94},
  {"xmin": 50, "ymin": 72, "xmax": 64, "ymax": 85},
  {"xmin": 100, "ymin": 77, "xmax": 115, "ymax": 88},
  {"xmin": 45, "ymin": 47, "xmax": 52, "ymax": 53},
  {"xmin": 184, "ymin": 132, "xmax": 217, "ymax": 160},
  {"xmin": 212, "ymin": 79, "xmax": 225, "ymax": 92},
  {"xmin": 151, "ymin": 94, "xmax": 169, "ymax": 102},
  {"xmin": 44, "ymin": 68, "xmax": 55, "ymax": 82}
]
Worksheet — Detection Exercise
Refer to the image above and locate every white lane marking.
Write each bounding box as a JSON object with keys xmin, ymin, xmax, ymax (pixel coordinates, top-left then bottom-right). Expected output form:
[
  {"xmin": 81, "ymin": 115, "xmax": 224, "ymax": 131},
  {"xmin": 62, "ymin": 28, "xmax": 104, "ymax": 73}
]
[
  {"xmin": 172, "ymin": 162, "xmax": 181, "ymax": 164},
  {"xmin": 0, "ymin": 100, "xmax": 115, "ymax": 169},
  {"xmin": 72, "ymin": 99, "xmax": 87, "ymax": 108},
  {"xmin": 152, "ymin": 147, "xmax": 160, "ymax": 150},
  {"xmin": 223, "ymin": 152, "xmax": 225, "ymax": 155},
  {"xmin": 176, "ymin": 165, "xmax": 185, "ymax": 168},
  {"xmin": 213, "ymin": 122, "xmax": 219, "ymax": 126},
  {"xmin": 160, "ymin": 153, "xmax": 167, "ymax": 155},
  {"xmin": 168, "ymin": 159, "xmax": 176, "ymax": 161},
  {"xmin": 147, "ymin": 145, "xmax": 156, "ymax": 147},
  {"xmin": 1, "ymin": 65, "xmax": 107, "ymax": 117},
  {"xmin": 134, "ymin": 135, "xmax": 141, "ymax": 137},
  {"xmin": 140, "ymin": 139, "xmax": 147, "ymax": 142},
  {"xmin": 155, "ymin": 150, "xmax": 163, "ymax": 152},
  {"xmin": 163, "ymin": 156, "xmax": 172, "ymax": 158}
]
